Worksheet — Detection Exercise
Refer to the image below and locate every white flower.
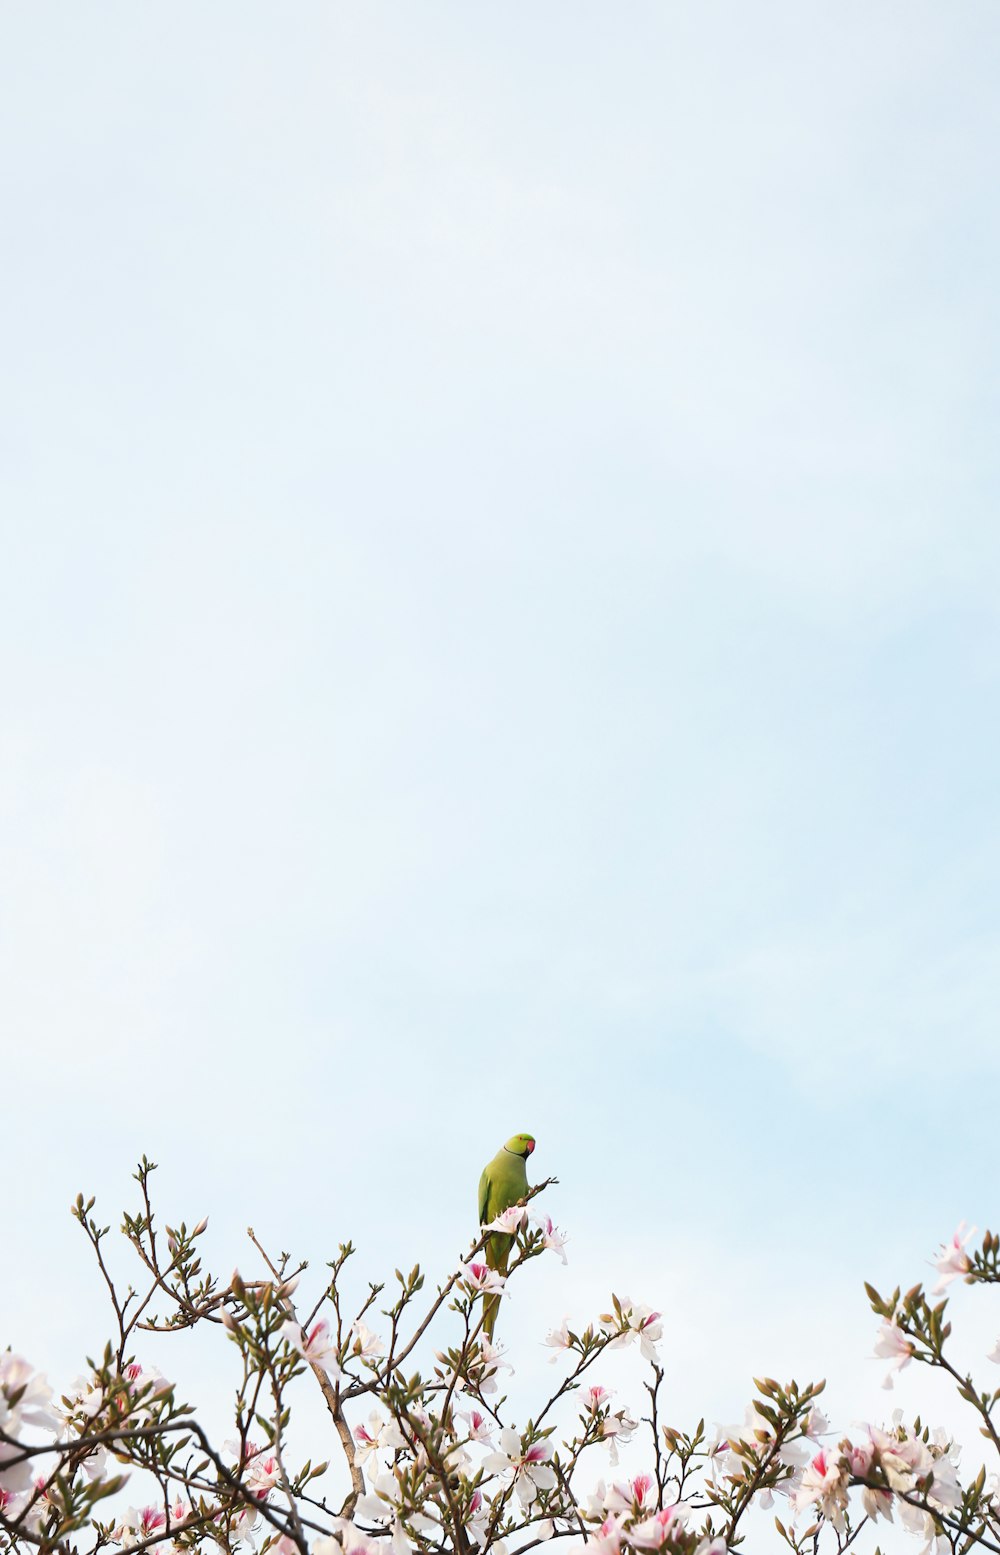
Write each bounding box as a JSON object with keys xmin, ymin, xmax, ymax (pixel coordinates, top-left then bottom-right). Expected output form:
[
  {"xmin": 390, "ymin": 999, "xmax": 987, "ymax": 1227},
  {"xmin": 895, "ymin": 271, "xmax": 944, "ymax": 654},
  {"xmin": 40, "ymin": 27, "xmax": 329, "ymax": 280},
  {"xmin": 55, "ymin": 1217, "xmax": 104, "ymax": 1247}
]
[
  {"xmin": 482, "ymin": 1428, "xmax": 557, "ymax": 1508},
  {"xmin": 987, "ymin": 1339, "xmax": 1000, "ymax": 1364},
  {"xmin": 228, "ymin": 1502, "xmax": 262, "ymax": 1548},
  {"xmin": 355, "ymin": 1470, "xmax": 401, "ymax": 1524},
  {"xmin": 603, "ymin": 1409, "xmax": 639, "ymax": 1466},
  {"xmin": 355, "ymin": 1475, "xmax": 436, "ymax": 1553},
  {"xmin": 543, "ymin": 1316, "xmax": 574, "ymax": 1361},
  {"xmin": 533, "ymin": 1216, "xmax": 569, "ymax": 1264},
  {"xmin": 0, "ymin": 1357, "xmax": 59, "ymax": 1435},
  {"xmin": 873, "ymin": 1318, "xmax": 915, "ymax": 1388},
  {"xmin": 313, "ymin": 1529, "xmax": 377, "ymax": 1555},
  {"xmin": 281, "ymin": 1319, "xmax": 344, "ymax": 1379},
  {"xmin": 350, "ymin": 1322, "xmax": 386, "ymax": 1362},
  {"xmin": 62, "ymin": 1374, "xmax": 105, "ymax": 1423},
  {"xmin": 932, "ymin": 1223, "xmax": 976, "ymax": 1294},
  {"xmin": 468, "ymin": 1338, "xmax": 512, "ymax": 1395}
]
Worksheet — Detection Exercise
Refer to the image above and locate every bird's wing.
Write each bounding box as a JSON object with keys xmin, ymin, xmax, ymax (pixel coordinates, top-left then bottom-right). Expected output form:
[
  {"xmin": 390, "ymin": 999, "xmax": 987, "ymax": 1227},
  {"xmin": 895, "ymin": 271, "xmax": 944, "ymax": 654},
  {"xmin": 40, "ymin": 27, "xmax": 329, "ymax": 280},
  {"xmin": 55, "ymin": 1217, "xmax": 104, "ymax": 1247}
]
[{"xmin": 478, "ymin": 1167, "xmax": 492, "ymax": 1228}]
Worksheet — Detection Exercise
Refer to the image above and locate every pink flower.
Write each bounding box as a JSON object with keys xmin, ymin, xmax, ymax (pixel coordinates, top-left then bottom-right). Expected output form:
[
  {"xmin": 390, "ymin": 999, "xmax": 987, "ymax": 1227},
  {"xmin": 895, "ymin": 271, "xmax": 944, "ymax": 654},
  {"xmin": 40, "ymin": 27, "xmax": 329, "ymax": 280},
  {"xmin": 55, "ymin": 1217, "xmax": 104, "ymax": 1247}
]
[
  {"xmin": 112, "ymin": 1506, "xmax": 168, "ymax": 1546},
  {"xmin": 588, "ymin": 1514, "xmax": 626, "ymax": 1555},
  {"xmin": 246, "ymin": 1446, "xmax": 280, "ymax": 1499},
  {"xmin": 458, "ymin": 1260, "xmax": 507, "ymax": 1299},
  {"xmin": 466, "ymin": 1489, "xmax": 490, "ymax": 1547},
  {"xmin": 583, "ymin": 1385, "xmax": 613, "ymax": 1412},
  {"xmin": 457, "ymin": 1408, "xmax": 496, "ymax": 1446},
  {"xmin": 281, "ymin": 1318, "xmax": 343, "ymax": 1379},
  {"xmin": 605, "ymin": 1474, "xmax": 656, "ymax": 1516},
  {"xmin": 845, "ymin": 1439, "xmax": 874, "ymax": 1477},
  {"xmin": 630, "ymin": 1503, "xmax": 691, "ymax": 1548},
  {"xmin": 354, "ymin": 1411, "xmax": 405, "ymax": 1466},
  {"xmin": 794, "ymin": 1449, "xmax": 849, "ymax": 1530},
  {"xmin": 484, "ymin": 1206, "xmax": 528, "ymax": 1235},
  {"xmin": 932, "ymin": 1223, "xmax": 976, "ymax": 1294}
]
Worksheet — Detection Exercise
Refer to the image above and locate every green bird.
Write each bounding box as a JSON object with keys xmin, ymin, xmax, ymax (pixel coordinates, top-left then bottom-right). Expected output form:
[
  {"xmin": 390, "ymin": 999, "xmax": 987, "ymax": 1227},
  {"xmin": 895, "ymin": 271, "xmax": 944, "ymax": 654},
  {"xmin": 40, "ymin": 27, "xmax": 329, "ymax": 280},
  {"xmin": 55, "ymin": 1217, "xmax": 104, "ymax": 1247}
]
[{"xmin": 477, "ymin": 1131, "xmax": 536, "ymax": 1340}]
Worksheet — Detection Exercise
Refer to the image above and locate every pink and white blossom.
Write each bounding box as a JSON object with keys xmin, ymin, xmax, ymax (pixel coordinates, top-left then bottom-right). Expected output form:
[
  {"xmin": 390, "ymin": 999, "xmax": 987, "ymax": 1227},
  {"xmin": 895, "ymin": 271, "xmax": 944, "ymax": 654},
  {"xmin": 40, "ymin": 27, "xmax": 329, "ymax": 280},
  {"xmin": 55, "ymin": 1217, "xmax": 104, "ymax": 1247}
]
[
  {"xmin": 601, "ymin": 1300, "xmax": 663, "ymax": 1363},
  {"xmin": 354, "ymin": 1411, "xmax": 406, "ymax": 1467},
  {"xmin": 533, "ymin": 1216, "xmax": 569, "ymax": 1264},
  {"xmin": 0, "ymin": 1356, "xmax": 59, "ymax": 1435},
  {"xmin": 793, "ymin": 1448, "xmax": 849, "ymax": 1530},
  {"xmin": 932, "ymin": 1223, "xmax": 976, "ymax": 1295},
  {"xmin": 111, "ymin": 1505, "xmax": 168, "ymax": 1547},
  {"xmin": 602, "ymin": 1408, "xmax": 639, "ymax": 1466},
  {"xmin": 482, "ymin": 1427, "xmax": 557, "ymax": 1508},
  {"xmin": 350, "ymin": 1321, "xmax": 386, "ymax": 1362},
  {"xmin": 604, "ymin": 1474, "xmax": 656, "ymax": 1517},
  {"xmin": 584, "ymin": 1514, "xmax": 626, "ymax": 1555},
  {"xmin": 246, "ymin": 1446, "xmax": 280, "ymax": 1499},
  {"xmin": 458, "ymin": 1261, "xmax": 507, "ymax": 1300},
  {"xmin": 543, "ymin": 1317, "xmax": 574, "ymax": 1360},
  {"xmin": 465, "ymin": 1489, "xmax": 490, "ymax": 1547},
  {"xmin": 629, "ymin": 1503, "xmax": 692, "ymax": 1548},
  {"xmin": 873, "ymin": 1317, "xmax": 915, "ymax": 1389},
  {"xmin": 281, "ymin": 1319, "xmax": 344, "ymax": 1379},
  {"xmin": 484, "ymin": 1206, "xmax": 528, "ymax": 1236},
  {"xmin": 470, "ymin": 1337, "xmax": 512, "ymax": 1395},
  {"xmin": 356, "ymin": 1473, "xmax": 437, "ymax": 1554},
  {"xmin": 457, "ymin": 1407, "xmax": 496, "ymax": 1446}
]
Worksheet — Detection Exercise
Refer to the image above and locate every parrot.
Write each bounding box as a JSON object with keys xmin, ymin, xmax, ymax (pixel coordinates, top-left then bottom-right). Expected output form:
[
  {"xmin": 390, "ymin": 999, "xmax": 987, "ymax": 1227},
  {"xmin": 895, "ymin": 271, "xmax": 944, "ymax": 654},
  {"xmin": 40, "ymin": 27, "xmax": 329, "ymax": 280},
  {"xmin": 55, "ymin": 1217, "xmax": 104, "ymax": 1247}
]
[{"xmin": 477, "ymin": 1131, "xmax": 536, "ymax": 1339}]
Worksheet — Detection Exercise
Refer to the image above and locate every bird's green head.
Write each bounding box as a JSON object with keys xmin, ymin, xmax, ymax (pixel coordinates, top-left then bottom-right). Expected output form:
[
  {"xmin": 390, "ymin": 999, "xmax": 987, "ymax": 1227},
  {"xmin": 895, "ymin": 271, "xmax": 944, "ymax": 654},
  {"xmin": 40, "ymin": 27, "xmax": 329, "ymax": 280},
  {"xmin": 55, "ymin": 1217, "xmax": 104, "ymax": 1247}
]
[{"xmin": 504, "ymin": 1132, "xmax": 536, "ymax": 1158}]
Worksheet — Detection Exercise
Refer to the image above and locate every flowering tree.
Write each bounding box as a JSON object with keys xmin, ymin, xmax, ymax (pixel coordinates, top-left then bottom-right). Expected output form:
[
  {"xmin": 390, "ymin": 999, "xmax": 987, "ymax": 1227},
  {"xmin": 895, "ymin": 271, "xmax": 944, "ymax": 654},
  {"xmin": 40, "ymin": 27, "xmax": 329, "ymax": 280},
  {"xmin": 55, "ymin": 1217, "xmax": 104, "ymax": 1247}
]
[{"xmin": 2, "ymin": 1161, "xmax": 1000, "ymax": 1555}]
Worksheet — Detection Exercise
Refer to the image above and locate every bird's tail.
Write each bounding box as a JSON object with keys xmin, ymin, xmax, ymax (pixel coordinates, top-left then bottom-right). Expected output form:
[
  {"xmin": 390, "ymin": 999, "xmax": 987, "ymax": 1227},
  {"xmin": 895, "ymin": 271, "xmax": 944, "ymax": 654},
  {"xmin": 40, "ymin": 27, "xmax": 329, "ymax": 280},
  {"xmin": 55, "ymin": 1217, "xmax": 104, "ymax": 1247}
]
[
  {"xmin": 482, "ymin": 1233, "xmax": 510, "ymax": 1342},
  {"xmin": 482, "ymin": 1291, "xmax": 500, "ymax": 1341}
]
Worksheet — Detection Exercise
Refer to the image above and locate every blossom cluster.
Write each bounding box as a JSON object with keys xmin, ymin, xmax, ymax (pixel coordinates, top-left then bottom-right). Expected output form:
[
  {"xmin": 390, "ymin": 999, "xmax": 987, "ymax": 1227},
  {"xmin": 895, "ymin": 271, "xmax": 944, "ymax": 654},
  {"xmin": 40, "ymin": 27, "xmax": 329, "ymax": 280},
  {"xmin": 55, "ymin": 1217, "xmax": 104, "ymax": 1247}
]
[{"xmin": 4, "ymin": 1171, "xmax": 1000, "ymax": 1555}]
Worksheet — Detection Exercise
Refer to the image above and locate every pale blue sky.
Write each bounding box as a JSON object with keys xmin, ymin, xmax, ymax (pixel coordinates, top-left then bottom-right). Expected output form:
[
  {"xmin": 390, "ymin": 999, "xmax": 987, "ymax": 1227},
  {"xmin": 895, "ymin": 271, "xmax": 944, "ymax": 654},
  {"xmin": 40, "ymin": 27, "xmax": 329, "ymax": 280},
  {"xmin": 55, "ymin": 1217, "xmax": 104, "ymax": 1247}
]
[{"xmin": 3, "ymin": 4, "xmax": 1000, "ymax": 1544}]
